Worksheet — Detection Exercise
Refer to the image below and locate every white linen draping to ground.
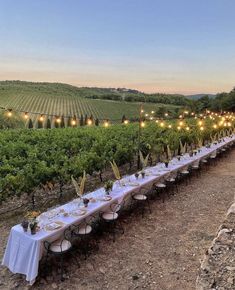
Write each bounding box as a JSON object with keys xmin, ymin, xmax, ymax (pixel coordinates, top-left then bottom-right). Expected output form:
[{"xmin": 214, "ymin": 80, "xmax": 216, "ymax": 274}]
[{"xmin": 2, "ymin": 135, "xmax": 235, "ymax": 284}]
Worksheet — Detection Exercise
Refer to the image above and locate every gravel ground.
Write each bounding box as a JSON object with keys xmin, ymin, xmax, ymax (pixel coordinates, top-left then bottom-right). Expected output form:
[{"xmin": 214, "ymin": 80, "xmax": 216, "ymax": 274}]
[{"xmin": 0, "ymin": 150, "xmax": 235, "ymax": 290}]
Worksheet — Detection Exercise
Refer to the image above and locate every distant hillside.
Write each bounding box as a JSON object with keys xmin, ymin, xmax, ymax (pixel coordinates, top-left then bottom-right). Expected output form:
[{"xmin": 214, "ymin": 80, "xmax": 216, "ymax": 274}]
[
  {"xmin": 0, "ymin": 80, "xmax": 182, "ymax": 125},
  {"xmin": 186, "ymin": 94, "xmax": 216, "ymax": 100}
]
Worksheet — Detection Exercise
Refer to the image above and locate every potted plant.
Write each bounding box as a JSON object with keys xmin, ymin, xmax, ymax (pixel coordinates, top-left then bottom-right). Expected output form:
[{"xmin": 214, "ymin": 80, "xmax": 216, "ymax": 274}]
[
  {"xmin": 104, "ymin": 180, "xmax": 114, "ymax": 195},
  {"xmin": 164, "ymin": 160, "xmax": 169, "ymax": 167},
  {"xmin": 161, "ymin": 155, "xmax": 169, "ymax": 168},
  {"xmin": 29, "ymin": 219, "xmax": 38, "ymax": 235},
  {"xmin": 21, "ymin": 220, "xmax": 29, "ymax": 232},
  {"xmin": 141, "ymin": 170, "xmax": 145, "ymax": 178},
  {"xmin": 82, "ymin": 198, "xmax": 90, "ymax": 207}
]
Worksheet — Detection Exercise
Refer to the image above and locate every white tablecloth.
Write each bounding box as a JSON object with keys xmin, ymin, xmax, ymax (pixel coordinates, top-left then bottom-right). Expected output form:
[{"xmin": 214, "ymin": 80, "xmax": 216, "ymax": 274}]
[{"xmin": 2, "ymin": 135, "xmax": 235, "ymax": 284}]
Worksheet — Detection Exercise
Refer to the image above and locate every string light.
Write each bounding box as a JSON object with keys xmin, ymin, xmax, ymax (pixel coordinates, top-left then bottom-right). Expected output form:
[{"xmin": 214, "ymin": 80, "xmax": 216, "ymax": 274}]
[
  {"xmin": 140, "ymin": 121, "xmax": 145, "ymax": 128},
  {"xmin": 1, "ymin": 106, "xmax": 234, "ymax": 132},
  {"xmin": 104, "ymin": 120, "xmax": 110, "ymax": 127},
  {"xmin": 179, "ymin": 121, "xmax": 184, "ymax": 126},
  {"xmin": 7, "ymin": 110, "xmax": 12, "ymax": 117},
  {"xmin": 87, "ymin": 119, "xmax": 92, "ymax": 126},
  {"xmin": 56, "ymin": 117, "xmax": 61, "ymax": 123}
]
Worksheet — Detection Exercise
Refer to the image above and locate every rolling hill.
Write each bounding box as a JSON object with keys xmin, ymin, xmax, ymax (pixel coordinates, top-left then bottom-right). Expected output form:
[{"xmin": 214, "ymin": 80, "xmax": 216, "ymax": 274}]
[
  {"xmin": 186, "ymin": 94, "xmax": 216, "ymax": 100},
  {"xmin": 0, "ymin": 81, "xmax": 183, "ymax": 125}
]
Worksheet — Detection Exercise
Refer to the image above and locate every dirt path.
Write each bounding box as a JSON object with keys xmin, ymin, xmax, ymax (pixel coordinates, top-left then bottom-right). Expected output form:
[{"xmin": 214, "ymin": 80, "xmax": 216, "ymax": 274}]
[{"xmin": 0, "ymin": 151, "xmax": 235, "ymax": 290}]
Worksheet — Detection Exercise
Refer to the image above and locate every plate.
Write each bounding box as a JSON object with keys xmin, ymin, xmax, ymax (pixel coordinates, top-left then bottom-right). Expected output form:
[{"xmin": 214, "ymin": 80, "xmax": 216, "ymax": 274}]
[
  {"xmin": 100, "ymin": 195, "xmax": 112, "ymax": 201},
  {"xmin": 127, "ymin": 182, "xmax": 140, "ymax": 187},
  {"xmin": 44, "ymin": 209, "xmax": 58, "ymax": 219},
  {"xmin": 44, "ymin": 221, "xmax": 65, "ymax": 231},
  {"xmin": 70, "ymin": 209, "xmax": 87, "ymax": 217}
]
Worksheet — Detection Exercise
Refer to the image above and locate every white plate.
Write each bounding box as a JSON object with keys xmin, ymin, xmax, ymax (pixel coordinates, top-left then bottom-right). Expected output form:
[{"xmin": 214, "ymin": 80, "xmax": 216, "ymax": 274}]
[
  {"xmin": 44, "ymin": 221, "xmax": 64, "ymax": 231},
  {"xmin": 70, "ymin": 209, "xmax": 87, "ymax": 217}
]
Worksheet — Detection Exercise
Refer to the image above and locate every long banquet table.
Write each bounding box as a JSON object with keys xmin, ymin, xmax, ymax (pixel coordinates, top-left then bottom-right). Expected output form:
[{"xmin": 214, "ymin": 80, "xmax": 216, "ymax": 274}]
[{"xmin": 2, "ymin": 135, "xmax": 235, "ymax": 284}]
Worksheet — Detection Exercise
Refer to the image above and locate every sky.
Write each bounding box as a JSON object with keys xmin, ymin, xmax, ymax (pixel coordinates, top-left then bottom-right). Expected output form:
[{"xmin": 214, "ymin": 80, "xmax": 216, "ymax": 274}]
[{"xmin": 0, "ymin": 0, "xmax": 235, "ymax": 95}]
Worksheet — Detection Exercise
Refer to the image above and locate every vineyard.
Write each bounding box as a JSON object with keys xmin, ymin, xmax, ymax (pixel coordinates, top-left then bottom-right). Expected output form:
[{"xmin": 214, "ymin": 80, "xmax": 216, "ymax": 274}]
[
  {"xmin": 0, "ymin": 117, "xmax": 232, "ymax": 203},
  {"xmin": 0, "ymin": 81, "xmax": 181, "ymax": 125}
]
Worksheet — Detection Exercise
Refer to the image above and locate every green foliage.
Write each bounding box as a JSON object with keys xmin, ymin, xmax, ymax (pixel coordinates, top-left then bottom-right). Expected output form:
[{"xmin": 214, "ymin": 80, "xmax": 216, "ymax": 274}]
[{"xmin": 0, "ymin": 119, "xmax": 229, "ymax": 202}]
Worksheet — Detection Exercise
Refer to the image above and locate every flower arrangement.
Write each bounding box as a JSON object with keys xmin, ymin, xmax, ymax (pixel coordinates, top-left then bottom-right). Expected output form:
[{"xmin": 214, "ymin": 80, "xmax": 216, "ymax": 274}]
[
  {"xmin": 71, "ymin": 171, "xmax": 86, "ymax": 198},
  {"xmin": 139, "ymin": 151, "xmax": 149, "ymax": 169},
  {"xmin": 104, "ymin": 180, "xmax": 114, "ymax": 195},
  {"xmin": 160, "ymin": 153, "xmax": 170, "ymax": 168},
  {"xmin": 25, "ymin": 211, "xmax": 40, "ymax": 219},
  {"xmin": 29, "ymin": 219, "xmax": 38, "ymax": 235},
  {"xmin": 180, "ymin": 140, "xmax": 187, "ymax": 155},
  {"xmin": 24, "ymin": 211, "xmax": 40, "ymax": 235},
  {"xmin": 21, "ymin": 220, "xmax": 29, "ymax": 232},
  {"xmin": 82, "ymin": 198, "xmax": 89, "ymax": 207},
  {"xmin": 110, "ymin": 160, "xmax": 121, "ymax": 180},
  {"xmin": 141, "ymin": 170, "xmax": 145, "ymax": 178}
]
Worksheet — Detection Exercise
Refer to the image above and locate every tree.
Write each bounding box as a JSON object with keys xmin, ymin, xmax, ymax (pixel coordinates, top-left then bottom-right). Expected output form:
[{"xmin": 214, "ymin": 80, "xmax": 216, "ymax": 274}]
[
  {"xmin": 28, "ymin": 119, "xmax": 33, "ymax": 129},
  {"xmin": 37, "ymin": 119, "xmax": 43, "ymax": 129},
  {"xmin": 61, "ymin": 116, "xmax": 65, "ymax": 128},
  {"xmin": 54, "ymin": 117, "xmax": 60, "ymax": 128},
  {"xmin": 90, "ymin": 114, "xmax": 94, "ymax": 124},
  {"xmin": 155, "ymin": 106, "xmax": 167, "ymax": 118},
  {"xmin": 95, "ymin": 118, "xmax": 99, "ymax": 126},
  {"xmin": 46, "ymin": 118, "xmax": 51, "ymax": 129},
  {"xmin": 195, "ymin": 95, "xmax": 211, "ymax": 112},
  {"xmin": 84, "ymin": 114, "xmax": 88, "ymax": 125},
  {"xmin": 67, "ymin": 116, "xmax": 72, "ymax": 127},
  {"xmin": 80, "ymin": 114, "xmax": 84, "ymax": 126}
]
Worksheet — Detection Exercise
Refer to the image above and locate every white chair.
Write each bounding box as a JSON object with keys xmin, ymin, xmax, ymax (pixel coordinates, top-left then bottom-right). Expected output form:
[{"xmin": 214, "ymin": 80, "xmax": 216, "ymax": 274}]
[
  {"xmin": 132, "ymin": 187, "xmax": 151, "ymax": 217},
  {"xmin": 101, "ymin": 202, "xmax": 124, "ymax": 242},
  {"xmin": 71, "ymin": 217, "xmax": 96, "ymax": 260},
  {"xmin": 43, "ymin": 226, "xmax": 79, "ymax": 281}
]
